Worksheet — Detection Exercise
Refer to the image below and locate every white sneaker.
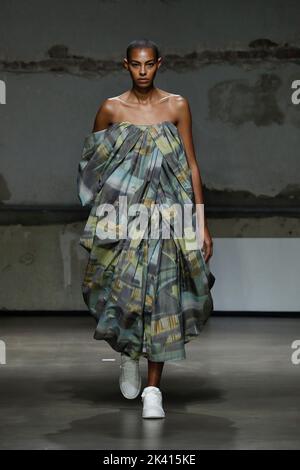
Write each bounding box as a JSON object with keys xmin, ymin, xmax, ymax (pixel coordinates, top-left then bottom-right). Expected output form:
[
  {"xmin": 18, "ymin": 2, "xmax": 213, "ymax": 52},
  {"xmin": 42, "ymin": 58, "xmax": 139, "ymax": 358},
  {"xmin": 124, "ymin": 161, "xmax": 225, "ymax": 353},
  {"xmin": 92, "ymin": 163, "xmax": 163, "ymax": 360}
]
[
  {"xmin": 141, "ymin": 386, "xmax": 166, "ymax": 418},
  {"xmin": 119, "ymin": 352, "xmax": 141, "ymax": 399}
]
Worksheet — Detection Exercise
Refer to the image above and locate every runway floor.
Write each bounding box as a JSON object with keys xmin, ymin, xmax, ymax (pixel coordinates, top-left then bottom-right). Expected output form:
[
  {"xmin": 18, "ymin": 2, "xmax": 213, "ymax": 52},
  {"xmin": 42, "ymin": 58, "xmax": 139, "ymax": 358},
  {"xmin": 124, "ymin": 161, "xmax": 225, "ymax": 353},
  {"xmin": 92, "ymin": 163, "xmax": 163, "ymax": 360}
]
[{"xmin": 0, "ymin": 314, "xmax": 299, "ymax": 450}]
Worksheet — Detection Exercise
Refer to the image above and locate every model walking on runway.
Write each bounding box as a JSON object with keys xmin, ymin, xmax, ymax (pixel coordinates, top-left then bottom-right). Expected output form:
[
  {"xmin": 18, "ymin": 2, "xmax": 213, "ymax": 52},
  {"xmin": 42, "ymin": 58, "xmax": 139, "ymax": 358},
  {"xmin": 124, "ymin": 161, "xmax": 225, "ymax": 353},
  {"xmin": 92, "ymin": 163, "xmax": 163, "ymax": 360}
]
[{"xmin": 78, "ymin": 38, "xmax": 215, "ymax": 419}]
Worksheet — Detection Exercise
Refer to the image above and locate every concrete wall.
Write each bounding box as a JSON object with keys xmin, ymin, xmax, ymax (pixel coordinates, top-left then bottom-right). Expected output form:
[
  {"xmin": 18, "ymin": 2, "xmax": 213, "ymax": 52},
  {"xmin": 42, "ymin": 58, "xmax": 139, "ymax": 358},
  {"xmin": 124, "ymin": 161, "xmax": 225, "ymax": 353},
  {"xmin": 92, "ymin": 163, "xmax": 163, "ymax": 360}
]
[{"xmin": 0, "ymin": 0, "xmax": 299, "ymax": 311}]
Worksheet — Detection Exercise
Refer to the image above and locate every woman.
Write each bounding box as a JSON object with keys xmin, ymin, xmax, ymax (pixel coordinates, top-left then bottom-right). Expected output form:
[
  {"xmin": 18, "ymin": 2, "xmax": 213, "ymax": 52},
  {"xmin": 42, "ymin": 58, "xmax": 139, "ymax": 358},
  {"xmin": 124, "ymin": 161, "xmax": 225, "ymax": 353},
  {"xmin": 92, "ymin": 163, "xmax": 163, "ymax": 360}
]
[{"xmin": 77, "ymin": 39, "xmax": 215, "ymax": 419}]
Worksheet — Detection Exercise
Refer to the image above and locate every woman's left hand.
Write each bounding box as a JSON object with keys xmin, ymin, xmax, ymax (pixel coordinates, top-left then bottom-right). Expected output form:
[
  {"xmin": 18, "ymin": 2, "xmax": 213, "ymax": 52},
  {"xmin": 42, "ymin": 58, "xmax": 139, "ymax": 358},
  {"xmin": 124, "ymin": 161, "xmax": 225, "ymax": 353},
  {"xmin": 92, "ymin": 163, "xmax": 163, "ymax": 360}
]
[{"xmin": 202, "ymin": 225, "xmax": 213, "ymax": 263}]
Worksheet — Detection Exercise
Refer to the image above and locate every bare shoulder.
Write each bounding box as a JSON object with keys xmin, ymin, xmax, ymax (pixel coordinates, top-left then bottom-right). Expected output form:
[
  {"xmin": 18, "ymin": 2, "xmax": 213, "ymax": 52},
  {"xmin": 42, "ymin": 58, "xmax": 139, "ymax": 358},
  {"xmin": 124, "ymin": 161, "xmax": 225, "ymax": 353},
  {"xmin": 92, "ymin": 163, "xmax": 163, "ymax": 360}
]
[
  {"xmin": 163, "ymin": 93, "xmax": 191, "ymax": 126},
  {"xmin": 92, "ymin": 97, "xmax": 118, "ymax": 131},
  {"xmin": 171, "ymin": 94, "xmax": 190, "ymax": 112},
  {"xmin": 97, "ymin": 97, "xmax": 117, "ymax": 118},
  {"xmin": 171, "ymin": 94, "xmax": 191, "ymax": 126}
]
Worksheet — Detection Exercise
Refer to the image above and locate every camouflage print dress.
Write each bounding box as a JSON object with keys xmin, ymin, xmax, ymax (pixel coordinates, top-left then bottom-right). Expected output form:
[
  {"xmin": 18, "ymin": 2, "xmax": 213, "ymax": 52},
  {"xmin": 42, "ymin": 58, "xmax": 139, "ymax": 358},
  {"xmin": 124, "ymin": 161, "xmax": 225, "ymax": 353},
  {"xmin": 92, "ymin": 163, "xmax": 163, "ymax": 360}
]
[{"xmin": 77, "ymin": 120, "xmax": 215, "ymax": 362}]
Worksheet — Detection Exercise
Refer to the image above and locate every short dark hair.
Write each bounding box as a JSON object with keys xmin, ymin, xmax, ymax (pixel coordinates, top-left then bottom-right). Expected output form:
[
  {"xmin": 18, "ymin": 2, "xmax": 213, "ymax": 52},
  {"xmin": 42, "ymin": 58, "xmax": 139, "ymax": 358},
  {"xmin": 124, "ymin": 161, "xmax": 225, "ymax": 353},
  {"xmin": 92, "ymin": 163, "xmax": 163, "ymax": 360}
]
[{"xmin": 126, "ymin": 39, "xmax": 160, "ymax": 62}]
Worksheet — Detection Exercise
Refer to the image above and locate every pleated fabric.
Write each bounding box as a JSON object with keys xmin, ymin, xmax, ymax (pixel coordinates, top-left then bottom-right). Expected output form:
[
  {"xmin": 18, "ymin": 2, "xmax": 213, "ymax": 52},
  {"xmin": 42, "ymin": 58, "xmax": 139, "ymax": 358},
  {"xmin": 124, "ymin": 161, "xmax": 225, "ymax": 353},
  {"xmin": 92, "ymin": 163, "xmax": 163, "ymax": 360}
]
[{"xmin": 77, "ymin": 121, "xmax": 215, "ymax": 362}]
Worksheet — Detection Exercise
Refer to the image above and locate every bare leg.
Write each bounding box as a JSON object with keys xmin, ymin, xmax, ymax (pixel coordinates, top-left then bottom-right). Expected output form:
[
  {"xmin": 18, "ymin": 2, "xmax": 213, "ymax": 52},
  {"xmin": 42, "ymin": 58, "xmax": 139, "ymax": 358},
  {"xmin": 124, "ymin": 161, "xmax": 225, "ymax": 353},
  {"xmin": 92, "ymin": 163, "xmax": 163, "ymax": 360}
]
[{"xmin": 147, "ymin": 359, "xmax": 164, "ymax": 387}]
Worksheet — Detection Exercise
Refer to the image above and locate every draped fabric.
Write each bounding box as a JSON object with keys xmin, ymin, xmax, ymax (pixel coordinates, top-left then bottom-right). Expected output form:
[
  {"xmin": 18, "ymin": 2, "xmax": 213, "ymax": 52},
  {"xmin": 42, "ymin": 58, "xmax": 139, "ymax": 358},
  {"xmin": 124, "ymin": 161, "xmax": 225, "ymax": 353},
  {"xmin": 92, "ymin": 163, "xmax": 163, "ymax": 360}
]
[{"xmin": 77, "ymin": 120, "xmax": 215, "ymax": 362}]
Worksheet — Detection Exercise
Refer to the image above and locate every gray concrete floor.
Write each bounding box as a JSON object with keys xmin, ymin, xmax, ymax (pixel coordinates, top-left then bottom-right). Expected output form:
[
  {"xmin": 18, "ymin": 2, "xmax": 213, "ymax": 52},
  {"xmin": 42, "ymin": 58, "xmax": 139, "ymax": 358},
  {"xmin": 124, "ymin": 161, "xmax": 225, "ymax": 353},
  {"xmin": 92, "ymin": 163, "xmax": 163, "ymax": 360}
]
[{"xmin": 0, "ymin": 315, "xmax": 299, "ymax": 450}]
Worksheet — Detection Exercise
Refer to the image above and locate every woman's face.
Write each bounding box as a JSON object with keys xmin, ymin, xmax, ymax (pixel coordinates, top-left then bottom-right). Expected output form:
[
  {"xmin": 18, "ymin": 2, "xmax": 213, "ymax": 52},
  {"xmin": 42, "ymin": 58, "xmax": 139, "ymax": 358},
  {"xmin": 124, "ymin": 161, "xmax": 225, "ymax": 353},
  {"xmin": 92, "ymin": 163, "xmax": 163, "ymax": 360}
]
[{"xmin": 124, "ymin": 48, "xmax": 161, "ymax": 87}]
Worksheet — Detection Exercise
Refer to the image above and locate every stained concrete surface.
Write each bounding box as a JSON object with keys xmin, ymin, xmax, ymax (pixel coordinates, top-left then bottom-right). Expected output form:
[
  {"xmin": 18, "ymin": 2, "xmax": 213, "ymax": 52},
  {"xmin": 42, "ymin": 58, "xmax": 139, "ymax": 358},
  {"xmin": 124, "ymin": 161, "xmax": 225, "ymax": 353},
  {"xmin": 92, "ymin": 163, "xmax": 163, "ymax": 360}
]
[{"xmin": 0, "ymin": 315, "xmax": 299, "ymax": 450}]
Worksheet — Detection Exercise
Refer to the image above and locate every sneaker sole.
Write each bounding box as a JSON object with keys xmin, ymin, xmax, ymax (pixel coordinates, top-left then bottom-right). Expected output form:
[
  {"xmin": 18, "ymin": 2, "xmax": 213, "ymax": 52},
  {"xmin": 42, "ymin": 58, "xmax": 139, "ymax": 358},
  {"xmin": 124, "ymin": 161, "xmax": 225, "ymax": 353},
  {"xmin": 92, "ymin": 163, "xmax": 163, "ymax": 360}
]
[{"xmin": 142, "ymin": 410, "xmax": 165, "ymax": 419}]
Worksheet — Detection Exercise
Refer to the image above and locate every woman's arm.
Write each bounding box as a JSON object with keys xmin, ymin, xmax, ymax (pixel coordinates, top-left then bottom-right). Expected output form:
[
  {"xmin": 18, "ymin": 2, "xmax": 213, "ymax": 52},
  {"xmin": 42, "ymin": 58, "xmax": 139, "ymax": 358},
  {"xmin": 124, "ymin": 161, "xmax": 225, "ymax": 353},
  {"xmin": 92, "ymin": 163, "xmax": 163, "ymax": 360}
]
[{"xmin": 176, "ymin": 96, "xmax": 213, "ymax": 262}]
